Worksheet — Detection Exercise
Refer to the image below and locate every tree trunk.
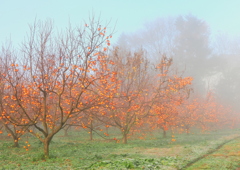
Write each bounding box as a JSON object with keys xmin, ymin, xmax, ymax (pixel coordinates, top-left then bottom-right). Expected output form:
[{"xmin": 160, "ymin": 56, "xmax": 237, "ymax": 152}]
[
  {"xmin": 186, "ymin": 127, "xmax": 190, "ymax": 134},
  {"xmin": 4, "ymin": 125, "xmax": 19, "ymax": 147},
  {"xmin": 89, "ymin": 129, "xmax": 93, "ymax": 141},
  {"xmin": 163, "ymin": 129, "xmax": 167, "ymax": 138},
  {"xmin": 63, "ymin": 127, "xmax": 69, "ymax": 137},
  {"xmin": 64, "ymin": 129, "xmax": 68, "ymax": 136},
  {"xmin": 63, "ymin": 125, "xmax": 71, "ymax": 137},
  {"xmin": 13, "ymin": 136, "xmax": 19, "ymax": 147},
  {"xmin": 43, "ymin": 137, "xmax": 52, "ymax": 159},
  {"xmin": 122, "ymin": 133, "xmax": 128, "ymax": 144},
  {"xmin": 89, "ymin": 120, "xmax": 93, "ymax": 141}
]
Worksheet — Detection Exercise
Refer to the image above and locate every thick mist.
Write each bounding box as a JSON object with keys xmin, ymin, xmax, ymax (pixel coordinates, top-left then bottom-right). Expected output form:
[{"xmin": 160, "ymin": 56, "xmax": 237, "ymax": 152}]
[{"xmin": 115, "ymin": 14, "xmax": 240, "ymax": 114}]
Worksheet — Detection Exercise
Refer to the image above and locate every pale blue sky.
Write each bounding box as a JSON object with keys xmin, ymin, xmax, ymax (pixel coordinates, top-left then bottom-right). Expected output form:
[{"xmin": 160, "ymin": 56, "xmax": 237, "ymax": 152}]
[{"xmin": 1, "ymin": 0, "xmax": 240, "ymax": 46}]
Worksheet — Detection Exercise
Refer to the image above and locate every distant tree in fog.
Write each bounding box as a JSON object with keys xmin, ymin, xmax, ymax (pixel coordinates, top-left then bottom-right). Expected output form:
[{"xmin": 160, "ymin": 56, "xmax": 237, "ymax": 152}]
[
  {"xmin": 215, "ymin": 63, "xmax": 240, "ymax": 112},
  {"xmin": 173, "ymin": 14, "xmax": 212, "ymax": 94},
  {"xmin": 116, "ymin": 14, "xmax": 213, "ymax": 95},
  {"xmin": 210, "ymin": 33, "xmax": 240, "ymax": 112},
  {"xmin": 116, "ymin": 16, "xmax": 177, "ymax": 62}
]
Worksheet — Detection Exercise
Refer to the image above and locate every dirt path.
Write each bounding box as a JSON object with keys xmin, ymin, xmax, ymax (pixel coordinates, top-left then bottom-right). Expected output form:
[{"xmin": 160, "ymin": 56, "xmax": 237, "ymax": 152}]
[{"xmin": 181, "ymin": 135, "xmax": 240, "ymax": 170}]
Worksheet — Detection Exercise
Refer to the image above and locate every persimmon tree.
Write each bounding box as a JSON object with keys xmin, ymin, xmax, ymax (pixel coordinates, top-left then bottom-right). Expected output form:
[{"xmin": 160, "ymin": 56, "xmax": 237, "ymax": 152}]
[
  {"xmin": 1, "ymin": 17, "xmax": 115, "ymax": 158},
  {"xmin": 149, "ymin": 56, "xmax": 193, "ymax": 137},
  {"xmin": 151, "ymin": 102, "xmax": 178, "ymax": 138},
  {"xmin": 62, "ymin": 49, "xmax": 118, "ymax": 141},
  {"xmin": 102, "ymin": 47, "xmax": 151, "ymax": 144},
  {"xmin": 176, "ymin": 92, "xmax": 233, "ymax": 134},
  {"xmin": 0, "ymin": 44, "xmax": 30, "ymax": 147},
  {"xmin": 75, "ymin": 109, "xmax": 108, "ymax": 141},
  {"xmin": 196, "ymin": 94, "xmax": 215, "ymax": 131},
  {"xmin": 79, "ymin": 110, "xmax": 100, "ymax": 140},
  {"xmin": 177, "ymin": 98, "xmax": 200, "ymax": 134},
  {"xmin": 195, "ymin": 92, "xmax": 228, "ymax": 132}
]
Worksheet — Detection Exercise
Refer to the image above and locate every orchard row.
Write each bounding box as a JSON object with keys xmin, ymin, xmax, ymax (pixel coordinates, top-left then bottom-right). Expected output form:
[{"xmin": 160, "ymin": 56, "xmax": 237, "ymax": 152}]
[{"xmin": 0, "ymin": 17, "xmax": 237, "ymax": 158}]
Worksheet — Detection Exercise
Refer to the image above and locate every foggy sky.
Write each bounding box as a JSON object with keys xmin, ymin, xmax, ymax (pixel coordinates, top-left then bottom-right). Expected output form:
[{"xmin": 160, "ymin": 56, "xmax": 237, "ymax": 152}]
[{"xmin": 1, "ymin": 0, "xmax": 240, "ymax": 46}]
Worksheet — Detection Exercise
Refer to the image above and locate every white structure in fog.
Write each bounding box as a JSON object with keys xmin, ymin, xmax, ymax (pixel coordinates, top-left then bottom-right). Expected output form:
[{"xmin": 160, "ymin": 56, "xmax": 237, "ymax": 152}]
[{"xmin": 203, "ymin": 72, "xmax": 223, "ymax": 91}]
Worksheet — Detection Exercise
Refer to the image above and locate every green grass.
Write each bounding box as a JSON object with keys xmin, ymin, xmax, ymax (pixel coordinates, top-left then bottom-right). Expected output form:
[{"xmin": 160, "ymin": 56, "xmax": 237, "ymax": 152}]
[
  {"xmin": 0, "ymin": 129, "xmax": 239, "ymax": 169},
  {"xmin": 186, "ymin": 137, "xmax": 240, "ymax": 170}
]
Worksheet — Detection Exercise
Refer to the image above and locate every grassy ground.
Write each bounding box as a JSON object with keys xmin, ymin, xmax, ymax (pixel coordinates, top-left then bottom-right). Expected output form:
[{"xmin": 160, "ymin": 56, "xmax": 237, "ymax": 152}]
[
  {"xmin": 0, "ymin": 129, "xmax": 239, "ymax": 169},
  {"xmin": 186, "ymin": 137, "xmax": 240, "ymax": 170}
]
